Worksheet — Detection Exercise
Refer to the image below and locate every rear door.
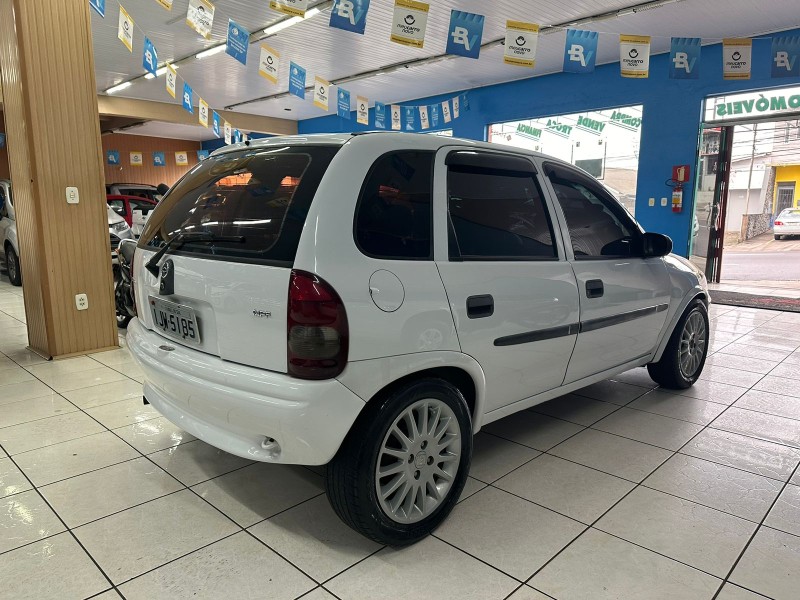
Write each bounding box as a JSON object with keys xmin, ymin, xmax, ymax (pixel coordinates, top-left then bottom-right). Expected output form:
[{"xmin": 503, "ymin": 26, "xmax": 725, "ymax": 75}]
[
  {"xmin": 135, "ymin": 145, "xmax": 340, "ymax": 373},
  {"xmin": 541, "ymin": 162, "xmax": 671, "ymax": 383},
  {"xmin": 434, "ymin": 149, "xmax": 580, "ymax": 412}
]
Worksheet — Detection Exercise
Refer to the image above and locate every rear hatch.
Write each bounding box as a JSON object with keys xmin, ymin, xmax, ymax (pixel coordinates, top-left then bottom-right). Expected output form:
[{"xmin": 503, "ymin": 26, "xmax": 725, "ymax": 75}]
[{"xmin": 135, "ymin": 144, "xmax": 341, "ymax": 373}]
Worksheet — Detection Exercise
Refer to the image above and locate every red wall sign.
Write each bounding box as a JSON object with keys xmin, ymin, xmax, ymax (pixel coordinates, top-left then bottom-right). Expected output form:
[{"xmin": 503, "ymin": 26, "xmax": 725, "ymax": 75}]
[{"xmin": 672, "ymin": 165, "xmax": 691, "ymax": 183}]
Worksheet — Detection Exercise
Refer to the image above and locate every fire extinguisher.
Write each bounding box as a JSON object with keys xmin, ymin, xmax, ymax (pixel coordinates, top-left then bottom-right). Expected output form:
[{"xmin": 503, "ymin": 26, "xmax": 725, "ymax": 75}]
[
  {"xmin": 672, "ymin": 185, "xmax": 684, "ymax": 213},
  {"xmin": 669, "ymin": 165, "xmax": 691, "ymax": 214}
]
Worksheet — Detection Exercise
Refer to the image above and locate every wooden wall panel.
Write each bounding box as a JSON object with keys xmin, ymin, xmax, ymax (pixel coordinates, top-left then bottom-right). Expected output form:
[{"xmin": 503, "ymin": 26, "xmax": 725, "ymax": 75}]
[
  {"xmin": 103, "ymin": 133, "xmax": 202, "ymax": 188},
  {"xmin": 0, "ymin": 0, "xmax": 117, "ymax": 358}
]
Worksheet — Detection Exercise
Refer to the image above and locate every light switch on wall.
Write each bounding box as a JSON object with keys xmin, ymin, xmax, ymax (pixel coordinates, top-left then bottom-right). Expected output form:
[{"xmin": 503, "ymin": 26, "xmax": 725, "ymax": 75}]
[
  {"xmin": 66, "ymin": 187, "xmax": 79, "ymax": 204},
  {"xmin": 649, "ymin": 197, "xmax": 656, "ymax": 207},
  {"xmin": 661, "ymin": 197, "xmax": 669, "ymax": 207},
  {"xmin": 75, "ymin": 294, "xmax": 88, "ymax": 311}
]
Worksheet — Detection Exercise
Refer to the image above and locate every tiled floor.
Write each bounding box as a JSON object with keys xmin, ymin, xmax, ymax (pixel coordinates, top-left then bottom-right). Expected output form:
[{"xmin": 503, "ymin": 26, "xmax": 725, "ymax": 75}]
[{"xmin": 1, "ymin": 275, "xmax": 800, "ymax": 600}]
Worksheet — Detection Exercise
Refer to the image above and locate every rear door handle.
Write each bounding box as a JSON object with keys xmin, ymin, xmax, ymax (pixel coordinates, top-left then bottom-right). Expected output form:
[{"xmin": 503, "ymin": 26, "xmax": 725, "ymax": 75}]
[
  {"xmin": 467, "ymin": 295, "xmax": 494, "ymax": 319},
  {"xmin": 586, "ymin": 279, "xmax": 604, "ymax": 299}
]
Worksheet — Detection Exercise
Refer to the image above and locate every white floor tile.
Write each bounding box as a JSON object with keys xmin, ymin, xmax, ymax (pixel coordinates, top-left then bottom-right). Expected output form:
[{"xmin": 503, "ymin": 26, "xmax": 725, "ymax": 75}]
[
  {"xmin": 595, "ymin": 487, "xmax": 756, "ymax": 577},
  {"xmin": 0, "ymin": 533, "xmax": 111, "ymax": 600},
  {"xmin": 628, "ymin": 390, "xmax": 727, "ymax": 425},
  {"xmin": 468, "ymin": 432, "xmax": 540, "ymax": 484},
  {"xmin": 675, "ymin": 379, "xmax": 749, "ymax": 405},
  {"xmin": 118, "ymin": 532, "xmax": 315, "ymax": 600},
  {"xmin": 191, "ymin": 463, "xmax": 324, "ymax": 527},
  {"xmin": 114, "ymin": 416, "xmax": 196, "ymax": 454},
  {"xmin": 699, "ymin": 364, "xmax": 764, "ymax": 388},
  {"xmin": 74, "ymin": 489, "xmax": 239, "ymax": 585},
  {"xmin": 506, "ymin": 587, "xmax": 554, "ymax": 600},
  {"xmin": 573, "ymin": 380, "xmax": 649, "ymax": 405},
  {"xmin": 730, "ymin": 526, "xmax": 800, "ymax": 600},
  {"xmin": 531, "ymin": 393, "xmax": 620, "ymax": 426},
  {"xmin": 84, "ymin": 397, "xmax": 161, "ymax": 429},
  {"xmin": 592, "ymin": 407, "xmax": 704, "ymax": 451},
  {"xmin": 0, "ymin": 380, "xmax": 60, "ymax": 406},
  {"xmin": 711, "ymin": 407, "xmax": 800, "ymax": 449},
  {"xmin": 299, "ymin": 589, "xmax": 339, "ymax": 600},
  {"xmin": 30, "ymin": 366, "xmax": 127, "ymax": 393},
  {"xmin": 495, "ymin": 454, "xmax": 635, "ymax": 524},
  {"xmin": 706, "ymin": 353, "xmax": 779, "ymax": 375},
  {"xmin": 40, "ymin": 457, "xmax": 183, "ymax": 528},
  {"xmin": 435, "ymin": 486, "xmax": 585, "ymax": 580},
  {"xmin": 715, "ymin": 584, "xmax": 771, "ymax": 599},
  {"xmin": 327, "ymin": 536, "xmax": 518, "ymax": 600},
  {"xmin": 0, "ymin": 395, "xmax": 78, "ymax": 429},
  {"xmin": 458, "ymin": 476, "xmax": 486, "ymax": 502},
  {"xmin": 14, "ymin": 431, "xmax": 139, "ymax": 486},
  {"xmin": 0, "ymin": 457, "xmax": 33, "ymax": 498},
  {"xmin": 754, "ymin": 375, "xmax": 800, "ymax": 398},
  {"xmin": 530, "ymin": 528, "xmax": 720, "ymax": 600},
  {"xmin": 249, "ymin": 495, "xmax": 382, "ymax": 581},
  {"xmin": 734, "ymin": 389, "xmax": 800, "ymax": 421},
  {"xmin": 0, "ymin": 489, "xmax": 65, "ymax": 553},
  {"xmin": 549, "ymin": 428, "xmax": 672, "ymax": 482},
  {"xmin": 0, "ymin": 366, "xmax": 35, "ymax": 386},
  {"xmin": 644, "ymin": 454, "xmax": 783, "ymax": 522},
  {"xmin": 149, "ymin": 440, "xmax": 254, "ymax": 486},
  {"xmin": 764, "ymin": 484, "xmax": 800, "ymax": 537},
  {"xmin": 0, "ymin": 410, "xmax": 106, "ymax": 455},
  {"xmin": 610, "ymin": 367, "xmax": 660, "ymax": 389},
  {"xmin": 62, "ymin": 379, "xmax": 144, "ymax": 410},
  {"xmin": 483, "ymin": 412, "xmax": 584, "ymax": 452}
]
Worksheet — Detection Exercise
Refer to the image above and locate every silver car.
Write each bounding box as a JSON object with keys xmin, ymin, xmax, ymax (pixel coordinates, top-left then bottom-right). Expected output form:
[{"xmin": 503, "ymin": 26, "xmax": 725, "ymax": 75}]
[{"xmin": 775, "ymin": 208, "xmax": 800, "ymax": 240}]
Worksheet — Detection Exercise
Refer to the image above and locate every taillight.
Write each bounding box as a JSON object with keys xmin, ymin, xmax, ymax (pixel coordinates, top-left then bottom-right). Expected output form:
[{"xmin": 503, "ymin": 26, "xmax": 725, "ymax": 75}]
[
  {"xmin": 774, "ymin": 220, "xmax": 784, "ymax": 226},
  {"xmin": 287, "ymin": 270, "xmax": 348, "ymax": 380}
]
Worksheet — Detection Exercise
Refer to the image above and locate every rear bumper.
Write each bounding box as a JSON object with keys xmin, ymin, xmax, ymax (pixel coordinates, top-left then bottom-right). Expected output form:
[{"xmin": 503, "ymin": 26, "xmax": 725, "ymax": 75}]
[
  {"xmin": 126, "ymin": 318, "xmax": 366, "ymax": 465},
  {"xmin": 774, "ymin": 226, "xmax": 800, "ymax": 235}
]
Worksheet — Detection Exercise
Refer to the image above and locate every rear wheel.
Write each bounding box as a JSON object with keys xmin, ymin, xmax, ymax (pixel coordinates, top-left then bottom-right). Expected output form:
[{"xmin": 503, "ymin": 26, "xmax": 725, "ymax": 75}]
[
  {"xmin": 775, "ymin": 235, "xmax": 783, "ymax": 241},
  {"xmin": 647, "ymin": 300, "xmax": 709, "ymax": 389},
  {"xmin": 5, "ymin": 246, "xmax": 21, "ymax": 286},
  {"xmin": 326, "ymin": 378, "xmax": 472, "ymax": 546}
]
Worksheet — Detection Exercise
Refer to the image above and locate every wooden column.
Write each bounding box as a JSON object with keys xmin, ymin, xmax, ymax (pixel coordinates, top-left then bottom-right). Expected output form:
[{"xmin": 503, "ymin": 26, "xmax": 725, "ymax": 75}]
[{"xmin": 0, "ymin": 0, "xmax": 117, "ymax": 358}]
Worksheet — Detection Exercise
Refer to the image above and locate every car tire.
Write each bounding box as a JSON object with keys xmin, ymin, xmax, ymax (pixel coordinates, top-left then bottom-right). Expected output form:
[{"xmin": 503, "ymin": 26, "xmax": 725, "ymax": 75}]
[
  {"xmin": 647, "ymin": 300, "xmax": 709, "ymax": 389},
  {"xmin": 775, "ymin": 235, "xmax": 782, "ymax": 241},
  {"xmin": 326, "ymin": 378, "xmax": 473, "ymax": 546},
  {"xmin": 116, "ymin": 313, "xmax": 132, "ymax": 328},
  {"xmin": 5, "ymin": 245, "xmax": 22, "ymax": 287}
]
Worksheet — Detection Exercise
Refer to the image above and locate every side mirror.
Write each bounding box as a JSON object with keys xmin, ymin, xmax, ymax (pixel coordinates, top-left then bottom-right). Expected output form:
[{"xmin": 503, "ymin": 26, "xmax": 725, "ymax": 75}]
[{"xmin": 642, "ymin": 232, "xmax": 673, "ymax": 258}]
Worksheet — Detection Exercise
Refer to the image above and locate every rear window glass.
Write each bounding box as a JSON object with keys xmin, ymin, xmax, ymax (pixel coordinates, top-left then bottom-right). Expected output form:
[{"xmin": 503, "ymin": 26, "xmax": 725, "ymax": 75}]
[
  {"xmin": 119, "ymin": 188, "xmax": 158, "ymax": 201},
  {"xmin": 139, "ymin": 145, "xmax": 340, "ymax": 264}
]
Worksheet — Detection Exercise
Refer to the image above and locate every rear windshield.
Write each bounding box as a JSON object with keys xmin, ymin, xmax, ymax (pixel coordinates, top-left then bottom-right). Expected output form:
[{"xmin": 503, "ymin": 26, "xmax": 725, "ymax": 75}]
[
  {"xmin": 118, "ymin": 188, "xmax": 158, "ymax": 201},
  {"xmin": 138, "ymin": 145, "xmax": 340, "ymax": 265}
]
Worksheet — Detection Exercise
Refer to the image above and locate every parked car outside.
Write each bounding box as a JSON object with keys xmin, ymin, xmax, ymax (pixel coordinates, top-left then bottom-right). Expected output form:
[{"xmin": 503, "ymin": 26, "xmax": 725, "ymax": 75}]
[
  {"xmin": 107, "ymin": 195, "xmax": 157, "ymax": 238},
  {"xmin": 106, "ymin": 183, "xmax": 162, "ymax": 202},
  {"xmin": 774, "ymin": 207, "xmax": 800, "ymax": 240},
  {"xmin": 126, "ymin": 133, "xmax": 709, "ymax": 545},
  {"xmin": 1, "ymin": 179, "xmax": 132, "ymax": 286}
]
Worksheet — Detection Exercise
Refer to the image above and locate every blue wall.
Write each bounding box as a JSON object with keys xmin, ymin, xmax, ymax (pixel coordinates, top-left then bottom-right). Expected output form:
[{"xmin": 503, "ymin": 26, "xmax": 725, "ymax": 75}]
[{"xmin": 299, "ymin": 30, "xmax": 800, "ymax": 256}]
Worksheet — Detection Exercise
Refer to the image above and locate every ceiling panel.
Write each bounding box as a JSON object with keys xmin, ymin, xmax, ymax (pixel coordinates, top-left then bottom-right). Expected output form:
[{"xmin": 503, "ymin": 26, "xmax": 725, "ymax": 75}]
[{"xmin": 93, "ymin": 0, "xmax": 800, "ymax": 125}]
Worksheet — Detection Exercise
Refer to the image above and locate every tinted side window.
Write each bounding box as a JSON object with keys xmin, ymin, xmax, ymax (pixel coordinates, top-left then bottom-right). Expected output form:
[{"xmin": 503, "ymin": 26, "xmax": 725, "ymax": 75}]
[
  {"xmin": 448, "ymin": 164, "xmax": 556, "ymax": 260},
  {"xmin": 355, "ymin": 151, "xmax": 434, "ymax": 260},
  {"xmin": 546, "ymin": 164, "xmax": 639, "ymax": 259}
]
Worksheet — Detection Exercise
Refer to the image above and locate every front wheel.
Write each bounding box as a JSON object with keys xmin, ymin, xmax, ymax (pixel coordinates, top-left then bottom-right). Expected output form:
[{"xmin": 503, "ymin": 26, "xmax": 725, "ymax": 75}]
[
  {"xmin": 326, "ymin": 378, "xmax": 472, "ymax": 546},
  {"xmin": 5, "ymin": 246, "xmax": 21, "ymax": 286},
  {"xmin": 647, "ymin": 300, "xmax": 709, "ymax": 389}
]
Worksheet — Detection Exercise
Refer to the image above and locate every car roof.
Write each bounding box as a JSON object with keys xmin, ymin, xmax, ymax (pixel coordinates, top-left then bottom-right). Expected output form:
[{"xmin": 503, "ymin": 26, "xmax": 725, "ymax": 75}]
[
  {"xmin": 107, "ymin": 194, "xmax": 157, "ymax": 202},
  {"xmin": 108, "ymin": 183, "xmax": 158, "ymax": 189},
  {"xmin": 209, "ymin": 132, "xmax": 567, "ymax": 165}
]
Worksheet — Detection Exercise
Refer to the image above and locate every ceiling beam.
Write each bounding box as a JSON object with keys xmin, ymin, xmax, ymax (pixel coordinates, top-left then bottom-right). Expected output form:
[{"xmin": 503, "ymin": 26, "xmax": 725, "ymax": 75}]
[{"xmin": 96, "ymin": 95, "xmax": 297, "ymax": 135}]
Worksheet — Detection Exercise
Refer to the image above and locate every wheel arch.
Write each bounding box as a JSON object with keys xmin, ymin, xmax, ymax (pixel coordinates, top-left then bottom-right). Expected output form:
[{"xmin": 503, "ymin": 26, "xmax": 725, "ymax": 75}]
[{"xmin": 652, "ymin": 289, "xmax": 708, "ymax": 363}]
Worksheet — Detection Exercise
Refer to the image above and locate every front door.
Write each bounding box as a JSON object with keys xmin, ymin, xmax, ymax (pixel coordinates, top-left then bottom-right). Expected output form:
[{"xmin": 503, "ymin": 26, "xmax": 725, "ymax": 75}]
[
  {"xmin": 434, "ymin": 149, "xmax": 580, "ymax": 412},
  {"xmin": 541, "ymin": 162, "xmax": 672, "ymax": 384}
]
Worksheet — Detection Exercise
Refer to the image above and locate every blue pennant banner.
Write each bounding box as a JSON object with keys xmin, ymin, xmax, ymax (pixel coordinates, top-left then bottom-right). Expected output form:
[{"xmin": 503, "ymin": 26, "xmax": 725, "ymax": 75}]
[
  {"xmin": 330, "ymin": 0, "xmax": 369, "ymax": 35},
  {"xmin": 143, "ymin": 37, "xmax": 158, "ymax": 76},
  {"xmin": 772, "ymin": 36, "xmax": 800, "ymax": 78},
  {"xmin": 374, "ymin": 102, "xmax": 386, "ymax": 129},
  {"xmin": 90, "ymin": 0, "xmax": 106, "ymax": 18},
  {"xmin": 564, "ymin": 29, "xmax": 598, "ymax": 73},
  {"xmin": 197, "ymin": 150, "xmax": 210, "ymax": 161},
  {"xmin": 153, "ymin": 152, "xmax": 166, "ymax": 167},
  {"xmin": 226, "ymin": 19, "xmax": 249, "ymax": 65},
  {"xmin": 404, "ymin": 106, "xmax": 416, "ymax": 131},
  {"xmin": 212, "ymin": 111, "xmax": 221, "ymax": 138},
  {"xmin": 446, "ymin": 10, "xmax": 484, "ymax": 59},
  {"xmin": 289, "ymin": 62, "xmax": 307, "ymax": 99},
  {"xmin": 430, "ymin": 104, "xmax": 440, "ymax": 128},
  {"xmin": 670, "ymin": 37, "xmax": 701, "ymax": 80},
  {"xmin": 106, "ymin": 150, "xmax": 120, "ymax": 165},
  {"xmin": 338, "ymin": 88, "xmax": 351, "ymax": 119},
  {"xmin": 182, "ymin": 82, "xmax": 194, "ymax": 114}
]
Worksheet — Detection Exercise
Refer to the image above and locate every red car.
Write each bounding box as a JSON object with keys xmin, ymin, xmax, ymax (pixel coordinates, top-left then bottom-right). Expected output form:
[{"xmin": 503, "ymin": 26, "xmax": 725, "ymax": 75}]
[{"xmin": 107, "ymin": 195, "xmax": 157, "ymax": 236}]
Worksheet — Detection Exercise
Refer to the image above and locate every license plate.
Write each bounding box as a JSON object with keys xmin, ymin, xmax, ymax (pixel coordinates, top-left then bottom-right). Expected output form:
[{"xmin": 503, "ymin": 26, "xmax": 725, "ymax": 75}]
[{"xmin": 149, "ymin": 296, "xmax": 201, "ymax": 345}]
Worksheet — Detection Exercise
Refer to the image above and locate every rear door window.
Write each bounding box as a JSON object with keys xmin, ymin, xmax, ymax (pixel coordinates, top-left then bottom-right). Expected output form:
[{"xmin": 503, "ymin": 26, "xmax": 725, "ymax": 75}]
[
  {"xmin": 139, "ymin": 145, "xmax": 340, "ymax": 265},
  {"xmin": 355, "ymin": 151, "xmax": 434, "ymax": 260}
]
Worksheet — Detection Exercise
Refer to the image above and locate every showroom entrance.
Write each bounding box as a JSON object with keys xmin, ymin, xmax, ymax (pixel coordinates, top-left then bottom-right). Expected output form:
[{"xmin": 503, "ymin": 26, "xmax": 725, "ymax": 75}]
[{"xmin": 691, "ymin": 86, "xmax": 800, "ymax": 303}]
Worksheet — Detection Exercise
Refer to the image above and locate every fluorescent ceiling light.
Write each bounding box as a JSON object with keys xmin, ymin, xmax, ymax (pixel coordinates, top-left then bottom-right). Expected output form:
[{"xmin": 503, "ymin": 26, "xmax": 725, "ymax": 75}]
[
  {"xmin": 106, "ymin": 81, "xmax": 133, "ymax": 94},
  {"xmin": 263, "ymin": 7, "xmax": 321, "ymax": 36},
  {"xmin": 145, "ymin": 64, "xmax": 179, "ymax": 80},
  {"xmin": 195, "ymin": 45, "xmax": 227, "ymax": 60}
]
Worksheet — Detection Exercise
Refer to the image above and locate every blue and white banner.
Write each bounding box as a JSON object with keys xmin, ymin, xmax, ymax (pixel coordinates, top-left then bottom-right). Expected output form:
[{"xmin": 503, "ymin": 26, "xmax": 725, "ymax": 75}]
[
  {"xmin": 446, "ymin": 10, "xmax": 484, "ymax": 59},
  {"xmin": 197, "ymin": 150, "xmax": 210, "ymax": 161},
  {"xmin": 460, "ymin": 93, "xmax": 470, "ymax": 112},
  {"xmin": 404, "ymin": 106, "xmax": 416, "ymax": 131},
  {"xmin": 153, "ymin": 152, "xmax": 166, "ymax": 167},
  {"xmin": 430, "ymin": 104, "xmax": 440, "ymax": 128},
  {"xmin": 90, "ymin": 0, "xmax": 105, "ymax": 18},
  {"xmin": 442, "ymin": 100, "xmax": 452, "ymax": 123},
  {"xmin": 212, "ymin": 111, "xmax": 221, "ymax": 137},
  {"xmin": 106, "ymin": 150, "xmax": 120, "ymax": 165},
  {"xmin": 182, "ymin": 82, "xmax": 194, "ymax": 114},
  {"xmin": 772, "ymin": 36, "xmax": 800, "ymax": 78},
  {"xmin": 337, "ymin": 88, "xmax": 351, "ymax": 119},
  {"xmin": 330, "ymin": 0, "xmax": 369, "ymax": 35},
  {"xmin": 391, "ymin": 105, "xmax": 401, "ymax": 130},
  {"xmin": 226, "ymin": 19, "xmax": 249, "ymax": 65},
  {"xmin": 289, "ymin": 62, "xmax": 307, "ymax": 99},
  {"xmin": 143, "ymin": 37, "xmax": 158, "ymax": 76},
  {"xmin": 233, "ymin": 129, "xmax": 243, "ymax": 143},
  {"xmin": 375, "ymin": 102, "xmax": 386, "ymax": 129},
  {"xmin": 670, "ymin": 37, "xmax": 701, "ymax": 80},
  {"xmin": 563, "ymin": 29, "xmax": 598, "ymax": 73},
  {"xmin": 419, "ymin": 105, "xmax": 430, "ymax": 129},
  {"xmin": 452, "ymin": 96, "xmax": 460, "ymax": 119}
]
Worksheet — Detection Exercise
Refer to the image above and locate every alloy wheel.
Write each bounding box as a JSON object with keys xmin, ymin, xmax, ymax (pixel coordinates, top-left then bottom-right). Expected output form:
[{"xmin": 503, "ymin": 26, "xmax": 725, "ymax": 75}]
[{"xmin": 679, "ymin": 311, "xmax": 707, "ymax": 379}]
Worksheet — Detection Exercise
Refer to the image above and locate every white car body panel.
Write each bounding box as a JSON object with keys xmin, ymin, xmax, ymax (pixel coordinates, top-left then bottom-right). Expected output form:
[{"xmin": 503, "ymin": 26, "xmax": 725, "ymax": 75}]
[
  {"xmin": 126, "ymin": 133, "xmax": 708, "ymax": 465},
  {"xmin": 0, "ymin": 180, "xmax": 18, "ymax": 260},
  {"xmin": 775, "ymin": 209, "xmax": 800, "ymax": 236}
]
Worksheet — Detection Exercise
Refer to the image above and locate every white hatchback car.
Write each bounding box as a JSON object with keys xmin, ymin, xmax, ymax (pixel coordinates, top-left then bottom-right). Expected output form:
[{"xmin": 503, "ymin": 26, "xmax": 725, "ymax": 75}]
[
  {"xmin": 127, "ymin": 133, "xmax": 709, "ymax": 545},
  {"xmin": 774, "ymin": 207, "xmax": 800, "ymax": 240}
]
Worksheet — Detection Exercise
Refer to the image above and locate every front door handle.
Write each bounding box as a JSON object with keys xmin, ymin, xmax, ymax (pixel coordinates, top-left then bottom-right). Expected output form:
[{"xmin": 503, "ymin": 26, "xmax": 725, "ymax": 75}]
[
  {"xmin": 467, "ymin": 295, "xmax": 494, "ymax": 319},
  {"xmin": 586, "ymin": 279, "xmax": 604, "ymax": 299}
]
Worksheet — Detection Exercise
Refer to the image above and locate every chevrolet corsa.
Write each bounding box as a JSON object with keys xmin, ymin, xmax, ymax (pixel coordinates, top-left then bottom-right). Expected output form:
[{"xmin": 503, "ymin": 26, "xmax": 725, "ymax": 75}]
[{"xmin": 127, "ymin": 133, "xmax": 709, "ymax": 545}]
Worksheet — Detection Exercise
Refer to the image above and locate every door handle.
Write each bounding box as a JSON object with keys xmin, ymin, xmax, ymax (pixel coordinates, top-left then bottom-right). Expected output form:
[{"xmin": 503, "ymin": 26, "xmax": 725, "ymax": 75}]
[
  {"xmin": 586, "ymin": 279, "xmax": 604, "ymax": 299},
  {"xmin": 467, "ymin": 295, "xmax": 494, "ymax": 319}
]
